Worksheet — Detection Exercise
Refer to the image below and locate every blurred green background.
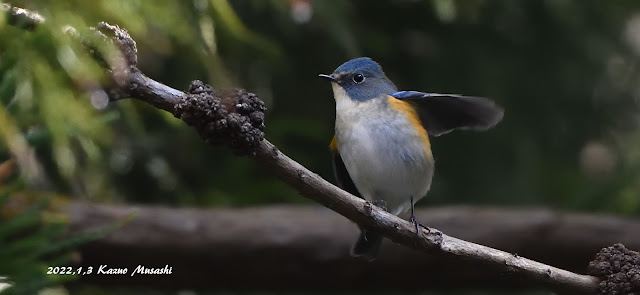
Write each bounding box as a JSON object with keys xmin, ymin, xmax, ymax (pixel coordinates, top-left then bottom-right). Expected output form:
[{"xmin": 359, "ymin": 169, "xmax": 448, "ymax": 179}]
[{"xmin": 2, "ymin": 0, "xmax": 640, "ymax": 294}]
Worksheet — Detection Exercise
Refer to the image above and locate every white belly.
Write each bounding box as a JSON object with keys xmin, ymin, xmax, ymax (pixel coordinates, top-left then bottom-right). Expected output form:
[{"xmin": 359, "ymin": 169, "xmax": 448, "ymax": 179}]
[{"xmin": 336, "ymin": 107, "xmax": 434, "ymax": 215}]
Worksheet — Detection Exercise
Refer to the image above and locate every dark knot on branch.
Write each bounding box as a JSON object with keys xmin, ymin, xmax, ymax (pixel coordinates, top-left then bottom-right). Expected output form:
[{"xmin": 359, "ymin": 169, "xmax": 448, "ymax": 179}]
[
  {"xmin": 175, "ymin": 80, "xmax": 266, "ymax": 155},
  {"xmin": 588, "ymin": 243, "xmax": 640, "ymax": 294}
]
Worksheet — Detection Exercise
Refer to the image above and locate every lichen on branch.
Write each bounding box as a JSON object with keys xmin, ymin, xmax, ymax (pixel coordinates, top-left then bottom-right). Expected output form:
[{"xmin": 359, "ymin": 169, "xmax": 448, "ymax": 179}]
[{"xmin": 175, "ymin": 81, "xmax": 265, "ymax": 155}]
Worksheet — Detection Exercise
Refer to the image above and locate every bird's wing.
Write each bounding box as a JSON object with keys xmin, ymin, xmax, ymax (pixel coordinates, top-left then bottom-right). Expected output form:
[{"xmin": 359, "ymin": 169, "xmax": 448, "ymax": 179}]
[
  {"xmin": 391, "ymin": 91, "xmax": 504, "ymax": 136},
  {"xmin": 330, "ymin": 136, "xmax": 362, "ymax": 199}
]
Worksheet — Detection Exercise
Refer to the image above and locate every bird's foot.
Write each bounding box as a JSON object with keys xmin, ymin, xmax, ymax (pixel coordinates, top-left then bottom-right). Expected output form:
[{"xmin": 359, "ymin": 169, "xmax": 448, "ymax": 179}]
[
  {"xmin": 409, "ymin": 214, "xmax": 430, "ymax": 236},
  {"xmin": 409, "ymin": 196, "xmax": 429, "ymax": 238},
  {"xmin": 371, "ymin": 200, "xmax": 388, "ymax": 212}
]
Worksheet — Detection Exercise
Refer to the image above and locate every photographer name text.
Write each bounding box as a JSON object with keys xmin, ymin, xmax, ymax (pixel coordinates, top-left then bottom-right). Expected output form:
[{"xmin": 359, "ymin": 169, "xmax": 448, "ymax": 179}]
[{"xmin": 47, "ymin": 265, "xmax": 173, "ymax": 276}]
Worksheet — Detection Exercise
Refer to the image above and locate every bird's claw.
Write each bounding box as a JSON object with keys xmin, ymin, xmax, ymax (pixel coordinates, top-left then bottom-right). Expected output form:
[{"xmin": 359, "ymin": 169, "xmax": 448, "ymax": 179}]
[
  {"xmin": 409, "ymin": 215, "xmax": 428, "ymax": 236},
  {"xmin": 371, "ymin": 200, "xmax": 388, "ymax": 212}
]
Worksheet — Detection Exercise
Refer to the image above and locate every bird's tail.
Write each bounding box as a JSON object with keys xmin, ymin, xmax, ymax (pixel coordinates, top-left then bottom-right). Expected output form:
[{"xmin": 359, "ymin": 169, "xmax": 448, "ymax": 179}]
[{"xmin": 350, "ymin": 229, "xmax": 383, "ymax": 261}]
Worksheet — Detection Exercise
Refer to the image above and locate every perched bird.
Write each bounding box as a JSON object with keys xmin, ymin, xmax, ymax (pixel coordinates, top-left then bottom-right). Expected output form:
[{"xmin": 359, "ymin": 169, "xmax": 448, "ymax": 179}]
[{"xmin": 319, "ymin": 57, "xmax": 503, "ymax": 261}]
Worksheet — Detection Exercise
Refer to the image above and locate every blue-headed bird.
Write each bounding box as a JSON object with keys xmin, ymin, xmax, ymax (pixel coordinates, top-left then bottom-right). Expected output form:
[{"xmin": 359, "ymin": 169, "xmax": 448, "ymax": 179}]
[{"xmin": 319, "ymin": 57, "xmax": 503, "ymax": 261}]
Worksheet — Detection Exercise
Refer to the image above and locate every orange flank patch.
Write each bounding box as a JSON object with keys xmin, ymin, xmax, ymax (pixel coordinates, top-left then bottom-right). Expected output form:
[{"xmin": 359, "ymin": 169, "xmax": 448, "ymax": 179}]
[
  {"xmin": 329, "ymin": 136, "xmax": 338, "ymax": 151},
  {"xmin": 387, "ymin": 96, "xmax": 432, "ymax": 158}
]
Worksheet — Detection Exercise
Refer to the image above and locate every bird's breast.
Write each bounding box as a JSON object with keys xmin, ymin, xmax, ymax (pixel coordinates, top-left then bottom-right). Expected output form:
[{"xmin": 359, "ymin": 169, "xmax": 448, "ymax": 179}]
[{"xmin": 334, "ymin": 96, "xmax": 434, "ymax": 215}]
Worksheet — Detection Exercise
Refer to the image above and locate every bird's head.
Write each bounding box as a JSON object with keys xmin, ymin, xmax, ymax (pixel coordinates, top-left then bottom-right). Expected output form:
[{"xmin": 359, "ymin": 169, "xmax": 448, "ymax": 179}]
[{"xmin": 319, "ymin": 57, "xmax": 397, "ymax": 102}]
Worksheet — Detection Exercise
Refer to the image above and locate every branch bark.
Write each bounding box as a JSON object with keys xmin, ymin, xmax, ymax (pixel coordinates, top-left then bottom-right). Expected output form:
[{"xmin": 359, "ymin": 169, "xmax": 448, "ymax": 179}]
[
  {"xmin": 65, "ymin": 203, "xmax": 639, "ymax": 291},
  {"xmin": 1, "ymin": 3, "xmax": 45, "ymax": 29},
  {"xmin": 5, "ymin": 7, "xmax": 606, "ymax": 294}
]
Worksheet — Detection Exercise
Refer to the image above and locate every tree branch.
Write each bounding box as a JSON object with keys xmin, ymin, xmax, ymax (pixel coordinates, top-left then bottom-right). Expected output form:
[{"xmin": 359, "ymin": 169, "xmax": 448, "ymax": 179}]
[
  {"xmin": 1, "ymin": 3, "xmax": 45, "ymax": 29},
  {"xmin": 64, "ymin": 203, "xmax": 639, "ymax": 291},
  {"xmin": 4, "ymin": 7, "xmax": 607, "ymax": 294}
]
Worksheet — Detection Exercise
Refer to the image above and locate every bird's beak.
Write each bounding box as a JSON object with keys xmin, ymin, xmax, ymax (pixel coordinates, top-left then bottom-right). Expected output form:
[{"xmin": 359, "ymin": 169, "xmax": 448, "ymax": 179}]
[{"xmin": 318, "ymin": 74, "xmax": 337, "ymax": 82}]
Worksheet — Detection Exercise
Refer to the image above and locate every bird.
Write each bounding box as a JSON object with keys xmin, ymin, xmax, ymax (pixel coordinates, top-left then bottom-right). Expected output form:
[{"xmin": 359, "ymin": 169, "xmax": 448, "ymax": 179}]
[{"xmin": 319, "ymin": 57, "xmax": 504, "ymax": 261}]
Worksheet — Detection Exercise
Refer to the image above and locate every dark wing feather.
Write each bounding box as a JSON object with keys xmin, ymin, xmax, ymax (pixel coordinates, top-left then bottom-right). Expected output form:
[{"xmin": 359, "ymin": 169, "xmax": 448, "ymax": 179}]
[
  {"xmin": 331, "ymin": 145, "xmax": 382, "ymax": 261},
  {"xmin": 391, "ymin": 91, "xmax": 504, "ymax": 136},
  {"xmin": 331, "ymin": 149, "xmax": 362, "ymax": 199}
]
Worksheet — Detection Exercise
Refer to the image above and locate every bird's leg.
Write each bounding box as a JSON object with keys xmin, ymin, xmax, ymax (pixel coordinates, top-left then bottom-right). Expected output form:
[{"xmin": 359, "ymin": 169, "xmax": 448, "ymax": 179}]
[
  {"xmin": 409, "ymin": 196, "xmax": 419, "ymax": 236},
  {"xmin": 409, "ymin": 196, "xmax": 429, "ymax": 236}
]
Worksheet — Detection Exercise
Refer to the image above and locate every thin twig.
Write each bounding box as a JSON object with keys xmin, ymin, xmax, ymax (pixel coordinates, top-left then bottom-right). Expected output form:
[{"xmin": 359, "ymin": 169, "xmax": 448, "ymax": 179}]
[{"xmin": 1, "ymin": 3, "xmax": 45, "ymax": 29}]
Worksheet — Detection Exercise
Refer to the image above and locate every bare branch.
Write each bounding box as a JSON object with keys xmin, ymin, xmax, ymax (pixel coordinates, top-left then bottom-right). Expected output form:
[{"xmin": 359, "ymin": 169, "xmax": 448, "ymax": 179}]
[
  {"xmin": 1, "ymin": 3, "xmax": 44, "ymax": 29},
  {"xmin": 65, "ymin": 203, "xmax": 640, "ymax": 291}
]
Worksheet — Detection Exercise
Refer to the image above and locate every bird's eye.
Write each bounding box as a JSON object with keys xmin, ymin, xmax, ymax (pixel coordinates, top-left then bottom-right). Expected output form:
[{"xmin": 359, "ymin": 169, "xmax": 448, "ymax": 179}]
[{"xmin": 352, "ymin": 73, "xmax": 365, "ymax": 84}]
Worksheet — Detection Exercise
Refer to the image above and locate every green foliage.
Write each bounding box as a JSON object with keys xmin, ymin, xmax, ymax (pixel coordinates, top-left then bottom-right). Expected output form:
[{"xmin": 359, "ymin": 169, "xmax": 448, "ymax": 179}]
[{"xmin": 0, "ymin": 186, "xmax": 125, "ymax": 295}]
